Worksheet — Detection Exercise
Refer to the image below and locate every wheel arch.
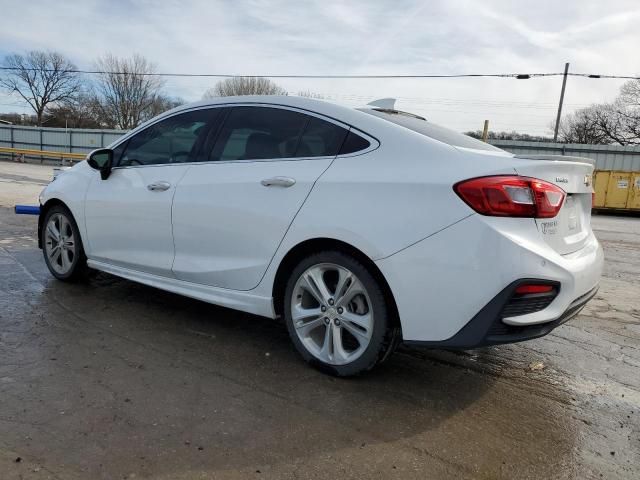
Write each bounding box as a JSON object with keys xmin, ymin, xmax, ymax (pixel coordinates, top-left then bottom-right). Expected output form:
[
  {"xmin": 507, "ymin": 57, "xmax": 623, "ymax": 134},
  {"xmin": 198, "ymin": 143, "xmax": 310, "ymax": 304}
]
[{"xmin": 271, "ymin": 237, "xmax": 402, "ymax": 335}]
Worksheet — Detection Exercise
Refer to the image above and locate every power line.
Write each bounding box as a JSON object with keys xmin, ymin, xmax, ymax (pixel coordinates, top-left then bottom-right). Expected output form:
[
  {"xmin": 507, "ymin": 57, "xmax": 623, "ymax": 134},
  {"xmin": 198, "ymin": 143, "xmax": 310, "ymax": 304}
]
[
  {"xmin": 0, "ymin": 66, "xmax": 639, "ymax": 80},
  {"xmin": 0, "ymin": 67, "xmax": 558, "ymax": 78},
  {"xmin": 570, "ymin": 73, "xmax": 640, "ymax": 80}
]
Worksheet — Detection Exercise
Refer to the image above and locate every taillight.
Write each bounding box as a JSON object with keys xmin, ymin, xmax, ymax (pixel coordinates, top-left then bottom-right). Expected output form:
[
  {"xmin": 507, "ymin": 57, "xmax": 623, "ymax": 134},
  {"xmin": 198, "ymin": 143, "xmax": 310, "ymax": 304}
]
[{"xmin": 454, "ymin": 176, "xmax": 565, "ymax": 218}]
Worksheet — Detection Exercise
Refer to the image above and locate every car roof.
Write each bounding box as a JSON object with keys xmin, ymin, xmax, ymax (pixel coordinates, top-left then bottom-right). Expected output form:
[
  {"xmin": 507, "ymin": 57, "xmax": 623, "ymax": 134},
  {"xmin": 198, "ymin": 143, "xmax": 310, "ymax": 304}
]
[
  {"xmin": 173, "ymin": 95, "xmax": 388, "ymax": 128},
  {"xmin": 111, "ymin": 95, "xmax": 464, "ymax": 156}
]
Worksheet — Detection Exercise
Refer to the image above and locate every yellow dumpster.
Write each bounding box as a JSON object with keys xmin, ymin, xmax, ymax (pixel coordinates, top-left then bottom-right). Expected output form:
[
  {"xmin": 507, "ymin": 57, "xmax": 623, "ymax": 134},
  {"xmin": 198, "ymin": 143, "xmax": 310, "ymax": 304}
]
[
  {"xmin": 606, "ymin": 172, "xmax": 632, "ymax": 208},
  {"xmin": 630, "ymin": 173, "xmax": 640, "ymax": 210},
  {"xmin": 593, "ymin": 170, "xmax": 640, "ymax": 211},
  {"xmin": 593, "ymin": 171, "xmax": 609, "ymax": 208}
]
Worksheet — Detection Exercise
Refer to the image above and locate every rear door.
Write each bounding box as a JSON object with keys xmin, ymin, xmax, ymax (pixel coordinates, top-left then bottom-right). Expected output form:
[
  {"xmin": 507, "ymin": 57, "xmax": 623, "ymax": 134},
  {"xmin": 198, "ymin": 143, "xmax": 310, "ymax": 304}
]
[
  {"xmin": 512, "ymin": 155, "xmax": 594, "ymax": 255},
  {"xmin": 171, "ymin": 105, "xmax": 350, "ymax": 290}
]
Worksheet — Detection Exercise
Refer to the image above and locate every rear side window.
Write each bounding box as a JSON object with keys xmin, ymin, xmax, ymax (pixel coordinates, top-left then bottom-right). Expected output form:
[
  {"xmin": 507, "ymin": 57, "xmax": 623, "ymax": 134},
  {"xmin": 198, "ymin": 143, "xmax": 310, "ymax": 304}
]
[
  {"xmin": 339, "ymin": 131, "xmax": 371, "ymax": 155},
  {"xmin": 295, "ymin": 117, "xmax": 348, "ymax": 157},
  {"xmin": 210, "ymin": 107, "xmax": 308, "ymax": 161}
]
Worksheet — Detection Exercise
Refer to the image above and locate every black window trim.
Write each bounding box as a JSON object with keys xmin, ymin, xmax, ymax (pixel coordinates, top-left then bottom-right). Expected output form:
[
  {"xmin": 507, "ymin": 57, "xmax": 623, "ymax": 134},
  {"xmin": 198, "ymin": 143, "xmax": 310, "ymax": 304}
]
[{"xmin": 109, "ymin": 103, "xmax": 379, "ymax": 170}]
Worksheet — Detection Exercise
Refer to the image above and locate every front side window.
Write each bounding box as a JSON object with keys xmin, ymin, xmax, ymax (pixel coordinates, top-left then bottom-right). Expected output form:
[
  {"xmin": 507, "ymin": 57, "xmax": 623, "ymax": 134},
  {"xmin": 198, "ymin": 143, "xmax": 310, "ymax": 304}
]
[{"xmin": 118, "ymin": 109, "xmax": 215, "ymax": 167}]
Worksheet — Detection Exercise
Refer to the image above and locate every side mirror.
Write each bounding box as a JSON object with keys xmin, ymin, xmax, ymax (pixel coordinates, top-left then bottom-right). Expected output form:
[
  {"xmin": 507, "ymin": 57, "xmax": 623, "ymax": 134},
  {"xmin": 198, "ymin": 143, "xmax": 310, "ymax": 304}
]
[{"xmin": 87, "ymin": 148, "xmax": 113, "ymax": 180}]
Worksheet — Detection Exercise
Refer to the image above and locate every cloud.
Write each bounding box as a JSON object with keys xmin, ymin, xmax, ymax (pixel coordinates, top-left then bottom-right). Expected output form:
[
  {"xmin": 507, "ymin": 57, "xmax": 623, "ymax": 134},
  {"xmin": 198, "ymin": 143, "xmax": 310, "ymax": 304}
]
[{"xmin": 1, "ymin": 0, "xmax": 638, "ymax": 135}]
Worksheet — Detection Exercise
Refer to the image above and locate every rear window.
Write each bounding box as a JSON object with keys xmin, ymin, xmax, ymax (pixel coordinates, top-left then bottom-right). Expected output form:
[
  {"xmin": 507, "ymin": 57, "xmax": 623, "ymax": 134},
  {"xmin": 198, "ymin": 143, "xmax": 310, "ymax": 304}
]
[{"xmin": 359, "ymin": 108, "xmax": 504, "ymax": 152}]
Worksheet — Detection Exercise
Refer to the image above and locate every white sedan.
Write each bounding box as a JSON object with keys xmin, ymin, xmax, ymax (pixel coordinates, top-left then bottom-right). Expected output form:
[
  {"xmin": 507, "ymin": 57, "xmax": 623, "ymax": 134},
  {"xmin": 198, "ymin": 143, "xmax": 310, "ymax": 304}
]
[{"xmin": 38, "ymin": 96, "xmax": 603, "ymax": 376}]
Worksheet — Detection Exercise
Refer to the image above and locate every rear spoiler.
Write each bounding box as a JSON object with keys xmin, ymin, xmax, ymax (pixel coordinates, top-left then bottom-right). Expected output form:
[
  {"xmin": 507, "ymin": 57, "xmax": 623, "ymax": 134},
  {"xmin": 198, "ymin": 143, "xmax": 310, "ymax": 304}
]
[{"xmin": 514, "ymin": 154, "xmax": 595, "ymax": 166}]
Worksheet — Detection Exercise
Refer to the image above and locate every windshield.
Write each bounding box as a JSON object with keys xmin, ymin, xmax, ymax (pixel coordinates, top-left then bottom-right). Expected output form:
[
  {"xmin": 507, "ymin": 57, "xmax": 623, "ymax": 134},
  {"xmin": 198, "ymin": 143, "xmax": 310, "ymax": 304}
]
[{"xmin": 359, "ymin": 108, "xmax": 505, "ymax": 152}]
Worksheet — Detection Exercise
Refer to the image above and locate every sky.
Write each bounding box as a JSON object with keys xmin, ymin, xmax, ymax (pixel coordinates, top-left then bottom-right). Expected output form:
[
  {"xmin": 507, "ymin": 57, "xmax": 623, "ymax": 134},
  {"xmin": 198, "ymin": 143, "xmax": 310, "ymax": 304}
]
[{"xmin": 1, "ymin": 0, "xmax": 639, "ymax": 135}]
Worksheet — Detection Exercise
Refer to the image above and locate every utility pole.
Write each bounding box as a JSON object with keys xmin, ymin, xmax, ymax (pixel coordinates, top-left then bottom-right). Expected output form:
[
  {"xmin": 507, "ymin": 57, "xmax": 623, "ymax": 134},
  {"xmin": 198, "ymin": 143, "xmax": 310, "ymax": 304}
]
[
  {"xmin": 481, "ymin": 120, "xmax": 489, "ymax": 142},
  {"xmin": 553, "ymin": 62, "xmax": 570, "ymax": 142}
]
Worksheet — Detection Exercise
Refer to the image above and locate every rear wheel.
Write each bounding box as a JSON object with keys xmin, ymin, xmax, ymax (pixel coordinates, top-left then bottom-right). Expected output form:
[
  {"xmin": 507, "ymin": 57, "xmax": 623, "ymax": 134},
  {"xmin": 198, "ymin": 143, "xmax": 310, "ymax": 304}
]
[
  {"xmin": 284, "ymin": 250, "xmax": 396, "ymax": 376},
  {"xmin": 42, "ymin": 205, "xmax": 89, "ymax": 281}
]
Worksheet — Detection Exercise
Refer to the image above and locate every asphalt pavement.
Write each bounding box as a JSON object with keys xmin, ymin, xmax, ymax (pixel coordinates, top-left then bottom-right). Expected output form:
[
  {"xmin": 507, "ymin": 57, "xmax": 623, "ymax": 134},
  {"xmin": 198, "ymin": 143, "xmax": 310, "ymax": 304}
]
[{"xmin": 0, "ymin": 161, "xmax": 638, "ymax": 479}]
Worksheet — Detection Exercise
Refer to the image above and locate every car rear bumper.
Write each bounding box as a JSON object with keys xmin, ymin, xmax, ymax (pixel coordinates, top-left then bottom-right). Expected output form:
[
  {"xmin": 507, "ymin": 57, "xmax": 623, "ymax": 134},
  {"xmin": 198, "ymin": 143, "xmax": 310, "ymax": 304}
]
[
  {"xmin": 403, "ymin": 282, "xmax": 598, "ymax": 349},
  {"xmin": 376, "ymin": 214, "xmax": 603, "ymax": 344}
]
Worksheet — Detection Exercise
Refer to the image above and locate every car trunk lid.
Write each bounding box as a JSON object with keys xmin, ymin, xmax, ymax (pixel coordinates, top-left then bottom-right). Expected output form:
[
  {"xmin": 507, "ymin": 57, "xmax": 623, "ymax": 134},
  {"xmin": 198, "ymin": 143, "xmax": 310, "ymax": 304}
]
[{"xmin": 512, "ymin": 155, "xmax": 594, "ymax": 255}]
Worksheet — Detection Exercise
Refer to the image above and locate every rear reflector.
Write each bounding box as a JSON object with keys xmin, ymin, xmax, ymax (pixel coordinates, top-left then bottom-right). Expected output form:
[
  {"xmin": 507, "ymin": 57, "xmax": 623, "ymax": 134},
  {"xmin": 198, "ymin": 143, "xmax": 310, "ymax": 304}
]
[
  {"xmin": 515, "ymin": 284, "xmax": 555, "ymax": 295},
  {"xmin": 500, "ymin": 282, "xmax": 559, "ymax": 318},
  {"xmin": 454, "ymin": 175, "xmax": 566, "ymax": 218}
]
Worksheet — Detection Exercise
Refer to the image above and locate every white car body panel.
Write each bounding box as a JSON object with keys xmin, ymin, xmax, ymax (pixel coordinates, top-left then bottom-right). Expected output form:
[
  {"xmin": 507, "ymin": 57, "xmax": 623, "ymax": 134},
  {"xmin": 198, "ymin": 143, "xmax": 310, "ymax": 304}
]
[
  {"xmin": 38, "ymin": 161, "xmax": 93, "ymax": 241},
  {"xmin": 38, "ymin": 95, "xmax": 603, "ymax": 346},
  {"xmin": 84, "ymin": 164, "xmax": 189, "ymax": 277},
  {"xmin": 171, "ymin": 158, "xmax": 333, "ymax": 290},
  {"xmin": 376, "ymin": 214, "xmax": 603, "ymax": 341}
]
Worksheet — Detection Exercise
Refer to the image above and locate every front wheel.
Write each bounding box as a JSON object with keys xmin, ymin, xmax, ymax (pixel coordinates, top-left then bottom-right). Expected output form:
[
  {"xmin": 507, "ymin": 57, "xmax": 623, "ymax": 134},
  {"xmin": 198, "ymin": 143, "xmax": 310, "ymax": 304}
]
[
  {"xmin": 42, "ymin": 205, "xmax": 89, "ymax": 281},
  {"xmin": 284, "ymin": 251, "xmax": 396, "ymax": 376}
]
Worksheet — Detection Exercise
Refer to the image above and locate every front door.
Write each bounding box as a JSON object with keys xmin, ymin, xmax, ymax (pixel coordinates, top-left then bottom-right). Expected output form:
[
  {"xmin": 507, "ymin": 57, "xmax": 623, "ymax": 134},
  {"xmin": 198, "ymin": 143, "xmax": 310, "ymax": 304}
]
[{"xmin": 84, "ymin": 108, "xmax": 217, "ymax": 276}]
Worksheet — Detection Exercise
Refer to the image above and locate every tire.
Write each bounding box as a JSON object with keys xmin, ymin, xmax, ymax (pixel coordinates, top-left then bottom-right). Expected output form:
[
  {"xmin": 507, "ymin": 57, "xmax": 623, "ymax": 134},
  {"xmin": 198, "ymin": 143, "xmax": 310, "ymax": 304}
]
[
  {"xmin": 41, "ymin": 205, "xmax": 89, "ymax": 282},
  {"xmin": 284, "ymin": 250, "xmax": 396, "ymax": 376}
]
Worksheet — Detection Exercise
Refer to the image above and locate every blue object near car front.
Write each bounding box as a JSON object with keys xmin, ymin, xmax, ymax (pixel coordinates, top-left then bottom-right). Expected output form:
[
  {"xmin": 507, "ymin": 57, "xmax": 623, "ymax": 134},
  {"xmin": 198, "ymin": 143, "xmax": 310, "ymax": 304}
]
[{"xmin": 14, "ymin": 205, "xmax": 41, "ymax": 215}]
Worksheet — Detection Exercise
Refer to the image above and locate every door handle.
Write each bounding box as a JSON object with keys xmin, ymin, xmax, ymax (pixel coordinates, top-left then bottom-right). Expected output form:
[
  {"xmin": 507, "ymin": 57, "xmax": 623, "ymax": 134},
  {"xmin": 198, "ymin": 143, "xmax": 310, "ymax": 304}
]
[
  {"xmin": 260, "ymin": 177, "xmax": 296, "ymax": 188},
  {"xmin": 147, "ymin": 181, "xmax": 171, "ymax": 191}
]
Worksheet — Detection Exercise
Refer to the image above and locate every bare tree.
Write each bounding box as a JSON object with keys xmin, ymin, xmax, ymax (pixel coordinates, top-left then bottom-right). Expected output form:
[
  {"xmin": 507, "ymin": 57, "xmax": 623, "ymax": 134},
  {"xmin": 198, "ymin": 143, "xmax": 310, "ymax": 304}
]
[
  {"xmin": 44, "ymin": 92, "xmax": 103, "ymax": 128},
  {"xmin": 619, "ymin": 80, "xmax": 640, "ymax": 109},
  {"xmin": 593, "ymin": 102, "xmax": 633, "ymax": 145},
  {"xmin": 613, "ymin": 81, "xmax": 640, "ymax": 144},
  {"xmin": 92, "ymin": 54, "xmax": 165, "ymax": 129},
  {"xmin": 557, "ymin": 106, "xmax": 610, "ymax": 144},
  {"xmin": 557, "ymin": 101, "xmax": 638, "ymax": 145},
  {"xmin": 147, "ymin": 95, "xmax": 184, "ymax": 118},
  {"xmin": 1, "ymin": 51, "xmax": 81, "ymax": 125},
  {"xmin": 203, "ymin": 77, "xmax": 287, "ymax": 98},
  {"xmin": 557, "ymin": 79, "xmax": 640, "ymax": 145},
  {"xmin": 466, "ymin": 130, "xmax": 552, "ymax": 142}
]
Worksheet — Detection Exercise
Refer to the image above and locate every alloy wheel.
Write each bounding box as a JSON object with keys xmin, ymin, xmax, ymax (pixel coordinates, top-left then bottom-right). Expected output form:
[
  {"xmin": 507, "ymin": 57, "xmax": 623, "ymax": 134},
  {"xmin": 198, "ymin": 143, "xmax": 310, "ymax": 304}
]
[
  {"xmin": 290, "ymin": 263, "xmax": 374, "ymax": 365},
  {"xmin": 44, "ymin": 213, "xmax": 76, "ymax": 275}
]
